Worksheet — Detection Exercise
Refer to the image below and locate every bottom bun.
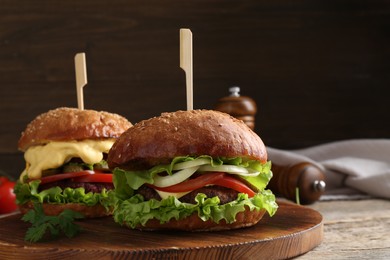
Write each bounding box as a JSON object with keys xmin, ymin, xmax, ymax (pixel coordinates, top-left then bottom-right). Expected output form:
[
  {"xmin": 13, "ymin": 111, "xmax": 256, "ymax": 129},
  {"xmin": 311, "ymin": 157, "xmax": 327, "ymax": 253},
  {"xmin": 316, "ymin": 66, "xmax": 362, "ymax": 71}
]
[
  {"xmin": 134, "ymin": 207, "xmax": 266, "ymax": 231},
  {"xmin": 19, "ymin": 202, "xmax": 112, "ymax": 218}
]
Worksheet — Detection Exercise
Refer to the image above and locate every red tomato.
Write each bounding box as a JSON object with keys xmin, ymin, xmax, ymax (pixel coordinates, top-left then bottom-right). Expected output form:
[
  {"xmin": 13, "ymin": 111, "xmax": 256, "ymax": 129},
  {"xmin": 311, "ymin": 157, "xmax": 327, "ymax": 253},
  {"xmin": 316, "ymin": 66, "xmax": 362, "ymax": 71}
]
[
  {"xmin": 72, "ymin": 173, "xmax": 113, "ymax": 183},
  {"xmin": 0, "ymin": 177, "xmax": 18, "ymax": 214},
  {"xmin": 32, "ymin": 171, "xmax": 113, "ymax": 185},
  {"xmin": 213, "ymin": 175, "xmax": 256, "ymax": 197},
  {"xmin": 149, "ymin": 172, "xmax": 256, "ymax": 197},
  {"xmin": 37, "ymin": 170, "xmax": 94, "ymax": 184},
  {"xmin": 148, "ymin": 172, "xmax": 225, "ymax": 193}
]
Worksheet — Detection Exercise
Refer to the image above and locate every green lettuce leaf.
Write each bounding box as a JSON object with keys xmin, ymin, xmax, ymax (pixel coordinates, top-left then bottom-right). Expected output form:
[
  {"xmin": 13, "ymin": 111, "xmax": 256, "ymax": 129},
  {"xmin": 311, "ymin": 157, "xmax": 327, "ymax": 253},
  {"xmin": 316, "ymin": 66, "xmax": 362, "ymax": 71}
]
[
  {"xmin": 240, "ymin": 161, "xmax": 272, "ymax": 191},
  {"xmin": 14, "ymin": 180, "xmax": 115, "ymax": 210},
  {"xmin": 113, "ymin": 191, "xmax": 277, "ymax": 229},
  {"xmin": 113, "ymin": 155, "xmax": 273, "ymax": 192}
]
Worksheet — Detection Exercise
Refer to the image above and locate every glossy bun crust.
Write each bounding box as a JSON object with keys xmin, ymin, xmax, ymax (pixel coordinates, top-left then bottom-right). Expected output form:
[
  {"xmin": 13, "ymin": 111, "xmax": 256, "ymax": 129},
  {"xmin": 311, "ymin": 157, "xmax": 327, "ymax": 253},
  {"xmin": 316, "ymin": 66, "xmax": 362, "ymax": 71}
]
[
  {"xmin": 134, "ymin": 207, "xmax": 266, "ymax": 231},
  {"xmin": 19, "ymin": 201, "xmax": 112, "ymax": 218},
  {"xmin": 108, "ymin": 110, "xmax": 267, "ymax": 170},
  {"xmin": 18, "ymin": 107, "xmax": 132, "ymax": 151}
]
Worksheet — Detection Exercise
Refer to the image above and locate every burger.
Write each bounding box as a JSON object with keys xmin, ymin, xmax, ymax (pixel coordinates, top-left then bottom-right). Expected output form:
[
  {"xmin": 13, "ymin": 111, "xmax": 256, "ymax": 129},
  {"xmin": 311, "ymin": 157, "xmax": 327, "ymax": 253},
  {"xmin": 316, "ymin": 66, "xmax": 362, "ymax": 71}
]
[
  {"xmin": 107, "ymin": 109, "xmax": 277, "ymax": 231},
  {"xmin": 14, "ymin": 107, "xmax": 132, "ymax": 218}
]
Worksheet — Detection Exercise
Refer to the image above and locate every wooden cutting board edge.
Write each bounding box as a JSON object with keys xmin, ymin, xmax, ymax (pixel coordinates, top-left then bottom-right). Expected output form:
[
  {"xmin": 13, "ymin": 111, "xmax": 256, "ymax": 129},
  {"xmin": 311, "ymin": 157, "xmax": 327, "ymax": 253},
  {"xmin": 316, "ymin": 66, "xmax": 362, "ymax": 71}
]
[{"xmin": 0, "ymin": 201, "xmax": 323, "ymax": 260}]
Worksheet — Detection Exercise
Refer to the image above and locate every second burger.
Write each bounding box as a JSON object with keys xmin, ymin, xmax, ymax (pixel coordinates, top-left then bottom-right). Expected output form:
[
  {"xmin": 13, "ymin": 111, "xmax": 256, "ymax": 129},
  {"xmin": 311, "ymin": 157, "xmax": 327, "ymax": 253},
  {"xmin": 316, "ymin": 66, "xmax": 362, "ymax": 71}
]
[
  {"xmin": 108, "ymin": 109, "xmax": 278, "ymax": 231},
  {"xmin": 15, "ymin": 107, "xmax": 132, "ymax": 218}
]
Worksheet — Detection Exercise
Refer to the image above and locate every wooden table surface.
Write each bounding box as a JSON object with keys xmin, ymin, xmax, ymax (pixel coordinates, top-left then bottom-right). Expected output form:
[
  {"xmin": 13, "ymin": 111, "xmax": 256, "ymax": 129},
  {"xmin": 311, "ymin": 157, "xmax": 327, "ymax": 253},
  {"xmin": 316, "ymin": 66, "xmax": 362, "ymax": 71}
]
[{"xmin": 296, "ymin": 198, "xmax": 390, "ymax": 259}]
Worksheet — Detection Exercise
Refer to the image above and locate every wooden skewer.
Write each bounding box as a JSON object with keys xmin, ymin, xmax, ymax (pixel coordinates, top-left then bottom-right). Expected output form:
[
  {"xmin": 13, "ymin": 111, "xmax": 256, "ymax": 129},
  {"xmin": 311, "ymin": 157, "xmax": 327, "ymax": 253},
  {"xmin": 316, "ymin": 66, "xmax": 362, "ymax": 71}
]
[
  {"xmin": 180, "ymin": 28, "xmax": 193, "ymax": 111},
  {"xmin": 74, "ymin": 53, "xmax": 88, "ymax": 110}
]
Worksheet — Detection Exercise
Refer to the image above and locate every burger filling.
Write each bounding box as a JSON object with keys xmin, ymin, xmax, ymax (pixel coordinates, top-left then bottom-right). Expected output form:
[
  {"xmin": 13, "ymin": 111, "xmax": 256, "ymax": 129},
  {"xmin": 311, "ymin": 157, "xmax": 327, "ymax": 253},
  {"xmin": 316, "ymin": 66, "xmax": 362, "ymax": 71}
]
[
  {"xmin": 14, "ymin": 140, "xmax": 116, "ymax": 210},
  {"xmin": 36, "ymin": 158, "xmax": 114, "ymax": 194},
  {"xmin": 19, "ymin": 139, "xmax": 115, "ymax": 181},
  {"xmin": 112, "ymin": 156, "xmax": 278, "ymax": 228},
  {"xmin": 137, "ymin": 185, "xmax": 239, "ymax": 205}
]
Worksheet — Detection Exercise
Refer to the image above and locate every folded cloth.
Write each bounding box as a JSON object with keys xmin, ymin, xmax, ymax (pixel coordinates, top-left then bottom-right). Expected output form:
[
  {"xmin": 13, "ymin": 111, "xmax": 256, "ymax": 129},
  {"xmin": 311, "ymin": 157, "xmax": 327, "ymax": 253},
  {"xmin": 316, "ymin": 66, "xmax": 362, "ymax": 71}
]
[{"xmin": 267, "ymin": 139, "xmax": 390, "ymax": 200}]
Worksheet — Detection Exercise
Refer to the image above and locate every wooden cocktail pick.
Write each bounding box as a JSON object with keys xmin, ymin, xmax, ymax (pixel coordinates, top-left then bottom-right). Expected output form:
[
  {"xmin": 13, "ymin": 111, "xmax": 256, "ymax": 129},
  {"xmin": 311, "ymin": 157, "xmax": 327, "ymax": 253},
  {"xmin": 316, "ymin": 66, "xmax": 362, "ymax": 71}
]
[
  {"xmin": 74, "ymin": 53, "xmax": 88, "ymax": 110},
  {"xmin": 180, "ymin": 29, "xmax": 193, "ymax": 111}
]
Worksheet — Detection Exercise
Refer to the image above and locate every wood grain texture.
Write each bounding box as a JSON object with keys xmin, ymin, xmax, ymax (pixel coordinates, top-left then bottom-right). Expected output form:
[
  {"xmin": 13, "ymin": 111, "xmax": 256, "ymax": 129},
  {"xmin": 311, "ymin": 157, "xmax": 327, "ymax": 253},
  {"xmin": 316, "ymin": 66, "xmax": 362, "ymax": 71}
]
[
  {"xmin": 0, "ymin": 201, "xmax": 323, "ymax": 260},
  {"xmin": 1, "ymin": 0, "xmax": 390, "ymax": 179},
  {"xmin": 297, "ymin": 199, "xmax": 390, "ymax": 259}
]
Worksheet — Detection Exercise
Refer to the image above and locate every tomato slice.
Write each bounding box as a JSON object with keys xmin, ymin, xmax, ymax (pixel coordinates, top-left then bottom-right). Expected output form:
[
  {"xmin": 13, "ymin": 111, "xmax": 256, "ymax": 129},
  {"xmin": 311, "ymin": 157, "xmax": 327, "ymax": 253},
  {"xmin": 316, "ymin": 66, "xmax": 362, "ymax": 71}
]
[
  {"xmin": 213, "ymin": 175, "xmax": 256, "ymax": 197},
  {"xmin": 149, "ymin": 172, "xmax": 256, "ymax": 197},
  {"xmin": 149, "ymin": 172, "xmax": 225, "ymax": 193},
  {"xmin": 72, "ymin": 173, "xmax": 113, "ymax": 183},
  {"xmin": 37, "ymin": 170, "xmax": 94, "ymax": 185}
]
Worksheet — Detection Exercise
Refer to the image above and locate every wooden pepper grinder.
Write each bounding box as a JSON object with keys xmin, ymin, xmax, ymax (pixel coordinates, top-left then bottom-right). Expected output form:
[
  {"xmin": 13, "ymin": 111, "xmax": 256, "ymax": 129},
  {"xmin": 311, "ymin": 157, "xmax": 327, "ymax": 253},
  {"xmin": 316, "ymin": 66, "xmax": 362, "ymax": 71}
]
[
  {"xmin": 214, "ymin": 86, "xmax": 257, "ymax": 130},
  {"xmin": 269, "ymin": 162, "xmax": 326, "ymax": 204},
  {"xmin": 215, "ymin": 87, "xmax": 326, "ymax": 204}
]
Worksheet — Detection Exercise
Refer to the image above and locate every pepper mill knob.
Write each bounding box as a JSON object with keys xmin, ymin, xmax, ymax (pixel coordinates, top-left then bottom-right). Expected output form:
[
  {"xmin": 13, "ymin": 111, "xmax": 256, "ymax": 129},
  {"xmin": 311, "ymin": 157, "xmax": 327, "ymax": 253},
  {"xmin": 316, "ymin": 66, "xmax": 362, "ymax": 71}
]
[
  {"xmin": 229, "ymin": 86, "xmax": 240, "ymax": 97},
  {"xmin": 269, "ymin": 162, "xmax": 326, "ymax": 204},
  {"xmin": 214, "ymin": 86, "xmax": 257, "ymax": 130}
]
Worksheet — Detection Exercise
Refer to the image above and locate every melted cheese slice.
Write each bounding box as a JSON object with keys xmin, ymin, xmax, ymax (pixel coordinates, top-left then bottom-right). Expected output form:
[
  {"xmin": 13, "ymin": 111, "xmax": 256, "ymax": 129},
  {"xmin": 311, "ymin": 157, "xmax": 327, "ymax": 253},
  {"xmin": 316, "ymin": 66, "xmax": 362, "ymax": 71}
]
[
  {"xmin": 154, "ymin": 189, "xmax": 191, "ymax": 200},
  {"xmin": 21, "ymin": 139, "xmax": 115, "ymax": 181}
]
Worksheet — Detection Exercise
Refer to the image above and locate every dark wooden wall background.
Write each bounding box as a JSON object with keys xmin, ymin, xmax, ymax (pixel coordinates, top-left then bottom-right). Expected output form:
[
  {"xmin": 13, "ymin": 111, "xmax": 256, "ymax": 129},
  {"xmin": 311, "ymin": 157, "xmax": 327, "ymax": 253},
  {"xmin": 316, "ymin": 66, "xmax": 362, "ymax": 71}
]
[{"xmin": 1, "ymin": 0, "xmax": 389, "ymax": 179}]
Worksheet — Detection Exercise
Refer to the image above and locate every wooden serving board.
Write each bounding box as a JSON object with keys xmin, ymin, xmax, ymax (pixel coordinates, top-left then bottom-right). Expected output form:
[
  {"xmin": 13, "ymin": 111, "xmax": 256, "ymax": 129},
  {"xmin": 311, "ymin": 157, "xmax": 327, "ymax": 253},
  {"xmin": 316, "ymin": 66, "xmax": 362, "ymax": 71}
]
[{"xmin": 0, "ymin": 201, "xmax": 323, "ymax": 259}]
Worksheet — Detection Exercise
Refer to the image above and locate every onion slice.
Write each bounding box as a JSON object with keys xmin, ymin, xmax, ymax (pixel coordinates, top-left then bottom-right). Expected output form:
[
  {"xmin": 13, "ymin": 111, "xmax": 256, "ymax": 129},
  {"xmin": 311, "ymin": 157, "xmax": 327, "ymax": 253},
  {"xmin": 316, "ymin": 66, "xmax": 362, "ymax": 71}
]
[
  {"xmin": 153, "ymin": 166, "xmax": 199, "ymax": 187},
  {"xmin": 172, "ymin": 158, "xmax": 210, "ymax": 171},
  {"xmin": 198, "ymin": 165, "xmax": 260, "ymax": 177}
]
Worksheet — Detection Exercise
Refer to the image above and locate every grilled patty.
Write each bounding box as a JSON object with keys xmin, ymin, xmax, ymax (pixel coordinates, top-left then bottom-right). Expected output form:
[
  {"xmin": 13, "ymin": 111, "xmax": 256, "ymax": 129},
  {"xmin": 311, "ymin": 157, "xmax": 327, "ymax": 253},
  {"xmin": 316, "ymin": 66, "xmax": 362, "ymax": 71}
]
[{"xmin": 137, "ymin": 185, "xmax": 239, "ymax": 205}]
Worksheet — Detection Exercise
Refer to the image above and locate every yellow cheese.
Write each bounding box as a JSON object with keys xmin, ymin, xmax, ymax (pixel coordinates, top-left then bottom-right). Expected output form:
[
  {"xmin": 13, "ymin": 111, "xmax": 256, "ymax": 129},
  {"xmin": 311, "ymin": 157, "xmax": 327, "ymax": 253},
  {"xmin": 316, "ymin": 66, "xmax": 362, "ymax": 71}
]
[
  {"xmin": 154, "ymin": 189, "xmax": 191, "ymax": 200},
  {"xmin": 21, "ymin": 139, "xmax": 115, "ymax": 181}
]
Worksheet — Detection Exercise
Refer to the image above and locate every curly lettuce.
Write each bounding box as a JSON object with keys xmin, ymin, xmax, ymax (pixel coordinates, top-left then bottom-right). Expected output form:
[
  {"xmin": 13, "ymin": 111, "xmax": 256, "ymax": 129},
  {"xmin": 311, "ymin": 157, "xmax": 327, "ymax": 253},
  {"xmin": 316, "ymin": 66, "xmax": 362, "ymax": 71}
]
[
  {"xmin": 14, "ymin": 180, "xmax": 114, "ymax": 210},
  {"xmin": 114, "ymin": 191, "xmax": 277, "ymax": 229}
]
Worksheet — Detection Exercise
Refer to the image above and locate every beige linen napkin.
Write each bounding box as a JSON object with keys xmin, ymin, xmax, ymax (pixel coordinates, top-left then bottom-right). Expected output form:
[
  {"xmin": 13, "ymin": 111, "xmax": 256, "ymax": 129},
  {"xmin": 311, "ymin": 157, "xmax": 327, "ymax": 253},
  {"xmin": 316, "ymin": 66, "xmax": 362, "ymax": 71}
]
[{"xmin": 267, "ymin": 139, "xmax": 390, "ymax": 200}]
